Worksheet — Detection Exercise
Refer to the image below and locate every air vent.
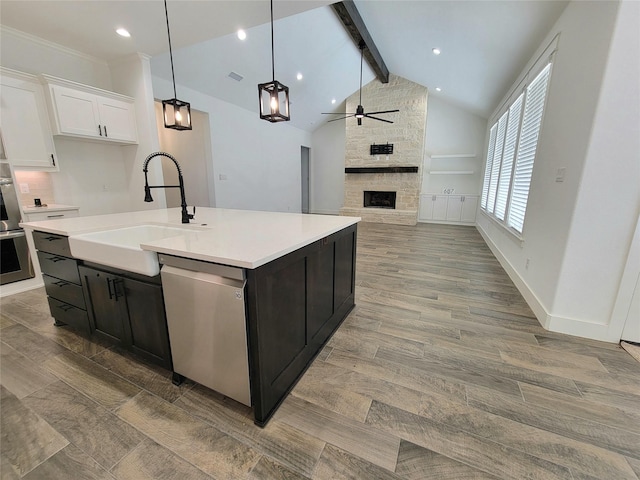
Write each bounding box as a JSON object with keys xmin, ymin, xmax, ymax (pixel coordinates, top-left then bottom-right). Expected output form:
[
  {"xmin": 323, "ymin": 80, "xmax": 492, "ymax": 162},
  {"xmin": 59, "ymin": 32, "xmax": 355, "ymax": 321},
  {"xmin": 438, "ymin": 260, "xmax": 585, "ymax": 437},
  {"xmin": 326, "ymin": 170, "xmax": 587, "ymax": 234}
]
[{"xmin": 228, "ymin": 71, "xmax": 244, "ymax": 82}]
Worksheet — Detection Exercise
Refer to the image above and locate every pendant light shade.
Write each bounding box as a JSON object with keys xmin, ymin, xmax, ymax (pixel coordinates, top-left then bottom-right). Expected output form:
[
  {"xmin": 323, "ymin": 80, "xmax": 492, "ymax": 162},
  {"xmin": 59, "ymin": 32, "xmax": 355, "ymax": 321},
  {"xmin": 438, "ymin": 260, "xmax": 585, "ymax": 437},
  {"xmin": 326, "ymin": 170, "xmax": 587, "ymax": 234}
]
[
  {"xmin": 162, "ymin": 98, "xmax": 191, "ymax": 131},
  {"xmin": 258, "ymin": 0, "xmax": 290, "ymax": 122},
  {"xmin": 259, "ymin": 80, "xmax": 289, "ymax": 122},
  {"xmin": 162, "ymin": 0, "xmax": 192, "ymax": 130}
]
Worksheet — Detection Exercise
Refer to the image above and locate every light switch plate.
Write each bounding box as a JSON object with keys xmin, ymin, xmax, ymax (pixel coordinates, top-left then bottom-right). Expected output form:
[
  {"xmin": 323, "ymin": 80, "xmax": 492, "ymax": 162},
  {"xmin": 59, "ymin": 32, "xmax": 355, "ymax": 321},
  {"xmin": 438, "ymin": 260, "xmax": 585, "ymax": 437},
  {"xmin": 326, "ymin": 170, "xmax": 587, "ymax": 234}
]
[{"xmin": 555, "ymin": 168, "xmax": 566, "ymax": 182}]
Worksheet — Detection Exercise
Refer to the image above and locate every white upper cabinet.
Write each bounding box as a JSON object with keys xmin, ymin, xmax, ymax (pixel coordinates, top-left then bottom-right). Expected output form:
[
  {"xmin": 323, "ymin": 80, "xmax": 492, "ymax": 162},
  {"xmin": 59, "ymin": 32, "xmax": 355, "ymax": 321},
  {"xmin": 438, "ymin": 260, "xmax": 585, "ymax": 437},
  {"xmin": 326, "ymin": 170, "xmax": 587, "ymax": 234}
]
[
  {"xmin": 0, "ymin": 68, "xmax": 59, "ymax": 171},
  {"xmin": 43, "ymin": 75, "xmax": 138, "ymax": 145},
  {"xmin": 97, "ymin": 96, "xmax": 138, "ymax": 143},
  {"xmin": 51, "ymin": 87, "xmax": 101, "ymax": 138}
]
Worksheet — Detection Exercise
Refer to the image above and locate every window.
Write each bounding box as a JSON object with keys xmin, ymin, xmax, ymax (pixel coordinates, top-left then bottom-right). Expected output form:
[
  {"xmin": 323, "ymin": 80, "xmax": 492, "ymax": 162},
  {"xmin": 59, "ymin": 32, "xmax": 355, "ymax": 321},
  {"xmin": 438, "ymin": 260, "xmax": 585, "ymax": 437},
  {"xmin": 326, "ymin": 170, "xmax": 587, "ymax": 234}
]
[{"xmin": 480, "ymin": 62, "xmax": 552, "ymax": 235}]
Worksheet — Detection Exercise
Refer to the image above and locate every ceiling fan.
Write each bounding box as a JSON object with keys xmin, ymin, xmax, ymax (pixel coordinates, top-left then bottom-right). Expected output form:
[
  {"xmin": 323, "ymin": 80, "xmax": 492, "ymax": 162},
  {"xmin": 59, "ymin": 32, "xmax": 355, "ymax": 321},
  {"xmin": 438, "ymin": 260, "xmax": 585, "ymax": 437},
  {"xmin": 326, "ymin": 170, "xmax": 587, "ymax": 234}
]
[{"xmin": 323, "ymin": 41, "xmax": 399, "ymax": 126}]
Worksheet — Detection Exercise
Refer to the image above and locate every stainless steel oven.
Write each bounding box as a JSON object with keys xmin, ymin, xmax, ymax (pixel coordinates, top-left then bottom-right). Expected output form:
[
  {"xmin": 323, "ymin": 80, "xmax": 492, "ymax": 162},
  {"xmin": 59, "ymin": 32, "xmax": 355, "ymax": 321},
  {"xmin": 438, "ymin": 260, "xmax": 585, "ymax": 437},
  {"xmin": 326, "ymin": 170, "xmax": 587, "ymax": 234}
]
[{"xmin": 1, "ymin": 161, "xmax": 34, "ymax": 285}]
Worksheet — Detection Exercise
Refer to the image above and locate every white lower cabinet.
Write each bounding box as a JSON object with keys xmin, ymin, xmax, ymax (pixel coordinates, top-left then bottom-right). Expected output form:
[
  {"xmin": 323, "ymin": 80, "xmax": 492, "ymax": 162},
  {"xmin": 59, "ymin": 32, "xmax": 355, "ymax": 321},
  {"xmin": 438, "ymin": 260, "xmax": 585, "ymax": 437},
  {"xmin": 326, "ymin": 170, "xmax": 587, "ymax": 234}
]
[
  {"xmin": 23, "ymin": 207, "xmax": 79, "ymax": 222},
  {"xmin": 419, "ymin": 194, "xmax": 479, "ymax": 224}
]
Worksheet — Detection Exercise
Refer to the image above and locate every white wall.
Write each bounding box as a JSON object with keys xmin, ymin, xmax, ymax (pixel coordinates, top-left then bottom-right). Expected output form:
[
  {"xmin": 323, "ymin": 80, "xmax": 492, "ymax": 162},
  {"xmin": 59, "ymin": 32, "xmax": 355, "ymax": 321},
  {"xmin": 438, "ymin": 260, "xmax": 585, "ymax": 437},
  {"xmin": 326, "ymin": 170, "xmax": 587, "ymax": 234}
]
[
  {"xmin": 477, "ymin": 0, "xmax": 640, "ymax": 342},
  {"xmin": 0, "ymin": 27, "xmax": 136, "ymax": 216},
  {"xmin": 109, "ymin": 54, "xmax": 166, "ymax": 212},
  {"xmin": 0, "ymin": 27, "xmax": 112, "ymax": 90},
  {"xmin": 152, "ymin": 76, "xmax": 312, "ymax": 213},
  {"xmin": 155, "ymin": 104, "xmax": 215, "ymax": 208},
  {"xmin": 422, "ymin": 96, "xmax": 488, "ymax": 195},
  {"xmin": 48, "ymin": 138, "xmax": 133, "ymax": 215},
  {"xmin": 550, "ymin": 0, "xmax": 640, "ymax": 340},
  {"xmin": 310, "ymin": 107, "xmax": 346, "ymax": 215}
]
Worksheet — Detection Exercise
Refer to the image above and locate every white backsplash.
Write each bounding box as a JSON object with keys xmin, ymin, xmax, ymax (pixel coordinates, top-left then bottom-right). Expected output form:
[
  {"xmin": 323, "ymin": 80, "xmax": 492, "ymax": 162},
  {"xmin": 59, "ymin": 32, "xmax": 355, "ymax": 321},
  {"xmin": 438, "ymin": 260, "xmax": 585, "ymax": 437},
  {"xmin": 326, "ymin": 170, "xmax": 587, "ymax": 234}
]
[{"xmin": 13, "ymin": 170, "xmax": 55, "ymax": 207}]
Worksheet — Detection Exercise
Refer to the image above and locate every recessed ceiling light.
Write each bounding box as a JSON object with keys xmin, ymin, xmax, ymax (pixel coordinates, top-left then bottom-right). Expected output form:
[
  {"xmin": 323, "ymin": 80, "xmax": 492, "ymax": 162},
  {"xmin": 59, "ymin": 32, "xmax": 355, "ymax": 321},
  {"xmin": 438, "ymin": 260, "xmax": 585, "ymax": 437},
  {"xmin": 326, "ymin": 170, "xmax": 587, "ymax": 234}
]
[
  {"xmin": 237, "ymin": 29, "xmax": 247, "ymax": 40},
  {"xmin": 435, "ymin": 87, "xmax": 442, "ymax": 92},
  {"xmin": 296, "ymin": 73, "xmax": 303, "ymax": 81},
  {"xmin": 331, "ymin": 99, "xmax": 336, "ymax": 104},
  {"xmin": 432, "ymin": 48, "xmax": 441, "ymax": 55},
  {"xmin": 116, "ymin": 28, "xmax": 131, "ymax": 38}
]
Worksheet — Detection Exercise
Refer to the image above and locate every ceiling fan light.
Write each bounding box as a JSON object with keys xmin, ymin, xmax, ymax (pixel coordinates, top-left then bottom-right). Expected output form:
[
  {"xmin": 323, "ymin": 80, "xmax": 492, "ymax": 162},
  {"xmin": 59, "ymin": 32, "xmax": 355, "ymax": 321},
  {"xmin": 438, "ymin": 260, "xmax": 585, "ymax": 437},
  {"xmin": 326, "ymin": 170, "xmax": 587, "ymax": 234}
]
[{"xmin": 259, "ymin": 80, "xmax": 290, "ymax": 122}]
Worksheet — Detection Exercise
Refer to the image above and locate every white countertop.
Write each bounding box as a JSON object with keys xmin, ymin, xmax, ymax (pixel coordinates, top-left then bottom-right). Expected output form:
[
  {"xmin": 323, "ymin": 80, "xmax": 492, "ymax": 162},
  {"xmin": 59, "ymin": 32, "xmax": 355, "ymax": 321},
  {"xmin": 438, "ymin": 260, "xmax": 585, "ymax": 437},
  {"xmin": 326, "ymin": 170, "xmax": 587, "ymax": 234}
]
[
  {"xmin": 23, "ymin": 204, "xmax": 80, "ymax": 213},
  {"xmin": 20, "ymin": 207, "xmax": 360, "ymax": 269}
]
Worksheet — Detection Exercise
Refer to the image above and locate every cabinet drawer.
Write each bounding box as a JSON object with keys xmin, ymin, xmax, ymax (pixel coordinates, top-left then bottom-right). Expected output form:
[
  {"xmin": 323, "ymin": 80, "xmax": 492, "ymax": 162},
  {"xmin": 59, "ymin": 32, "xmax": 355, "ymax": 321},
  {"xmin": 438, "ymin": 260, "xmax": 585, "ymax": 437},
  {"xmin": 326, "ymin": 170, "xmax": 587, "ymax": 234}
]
[
  {"xmin": 47, "ymin": 297, "xmax": 90, "ymax": 334},
  {"xmin": 25, "ymin": 210, "xmax": 79, "ymax": 222},
  {"xmin": 37, "ymin": 251, "xmax": 80, "ymax": 284},
  {"xmin": 33, "ymin": 231, "xmax": 72, "ymax": 256},
  {"xmin": 43, "ymin": 274, "xmax": 85, "ymax": 309}
]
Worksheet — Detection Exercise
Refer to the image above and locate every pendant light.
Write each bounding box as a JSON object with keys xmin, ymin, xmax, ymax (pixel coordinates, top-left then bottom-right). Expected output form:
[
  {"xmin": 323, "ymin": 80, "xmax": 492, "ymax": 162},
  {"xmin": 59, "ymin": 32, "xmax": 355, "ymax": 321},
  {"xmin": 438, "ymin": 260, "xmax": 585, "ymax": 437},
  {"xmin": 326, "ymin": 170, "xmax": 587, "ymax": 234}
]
[
  {"xmin": 161, "ymin": 0, "xmax": 192, "ymax": 130},
  {"xmin": 258, "ymin": 0, "xmax": 290, "ymax": 122}
]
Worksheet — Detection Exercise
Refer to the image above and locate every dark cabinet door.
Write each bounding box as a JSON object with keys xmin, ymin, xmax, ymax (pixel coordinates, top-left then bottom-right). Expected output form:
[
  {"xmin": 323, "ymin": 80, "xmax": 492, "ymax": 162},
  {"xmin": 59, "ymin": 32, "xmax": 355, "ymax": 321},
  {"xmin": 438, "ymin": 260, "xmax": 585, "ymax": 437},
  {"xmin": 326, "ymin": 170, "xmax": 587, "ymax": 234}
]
[
  {"xmin": 123, "ymin": 277, "xmax": 172, "ymax": 369},
  {"xmin": 307, "ymin": 243, "xmax": 334, "ymax": 342},
  {"xmin": 79, "ymin": 266, "xmax": 128, "ymax": 345}
]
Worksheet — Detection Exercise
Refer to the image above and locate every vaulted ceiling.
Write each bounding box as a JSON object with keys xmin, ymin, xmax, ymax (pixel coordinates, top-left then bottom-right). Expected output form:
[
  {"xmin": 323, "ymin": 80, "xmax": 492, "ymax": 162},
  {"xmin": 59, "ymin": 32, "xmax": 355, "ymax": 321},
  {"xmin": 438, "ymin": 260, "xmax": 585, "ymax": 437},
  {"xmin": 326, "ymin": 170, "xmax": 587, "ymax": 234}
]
[{"xmin": 0, "ymin": 1, "xmax": 569, "ymax": 131}]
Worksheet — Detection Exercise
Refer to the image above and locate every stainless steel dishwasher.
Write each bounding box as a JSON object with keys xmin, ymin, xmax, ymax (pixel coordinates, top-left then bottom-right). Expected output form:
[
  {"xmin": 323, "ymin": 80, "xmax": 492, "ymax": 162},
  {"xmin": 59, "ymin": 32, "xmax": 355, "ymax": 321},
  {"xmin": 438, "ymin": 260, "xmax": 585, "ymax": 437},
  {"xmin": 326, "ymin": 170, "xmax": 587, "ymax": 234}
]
[{"xmin": 159, "ymin": 254, "xmax": 251, "ymax": 406}]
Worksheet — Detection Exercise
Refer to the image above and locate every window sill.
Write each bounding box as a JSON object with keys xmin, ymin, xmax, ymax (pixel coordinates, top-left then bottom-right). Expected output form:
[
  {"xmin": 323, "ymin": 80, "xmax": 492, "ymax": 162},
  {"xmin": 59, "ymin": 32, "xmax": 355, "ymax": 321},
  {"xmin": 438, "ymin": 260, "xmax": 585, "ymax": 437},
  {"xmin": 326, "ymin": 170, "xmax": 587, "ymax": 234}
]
[{"xmin": 479, "ymin": 209, "xmax": 525, "ymax": 246}]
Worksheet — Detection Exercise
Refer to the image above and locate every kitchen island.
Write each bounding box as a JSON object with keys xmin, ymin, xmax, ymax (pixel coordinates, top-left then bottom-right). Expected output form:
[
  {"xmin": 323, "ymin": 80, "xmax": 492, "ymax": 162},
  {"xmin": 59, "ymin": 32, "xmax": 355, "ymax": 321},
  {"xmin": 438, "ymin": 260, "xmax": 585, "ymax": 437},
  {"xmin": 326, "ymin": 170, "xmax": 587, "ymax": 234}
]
[{"xmin": 21, "ymin": 207, "xmax": 359, "ymax": 426}]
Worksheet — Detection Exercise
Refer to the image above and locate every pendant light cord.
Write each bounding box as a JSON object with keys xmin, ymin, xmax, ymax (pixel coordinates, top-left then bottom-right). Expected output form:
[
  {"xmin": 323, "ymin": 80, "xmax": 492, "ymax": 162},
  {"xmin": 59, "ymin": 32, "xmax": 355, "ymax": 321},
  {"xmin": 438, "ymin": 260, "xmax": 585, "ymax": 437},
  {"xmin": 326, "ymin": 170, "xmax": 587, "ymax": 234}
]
[
  {"xmin": 164, "ymin": 0, "xmax": 178, "ymax": 99},
  {"xmin": 270, "ymin": 0, "xmax": 275, "ymax": 81}
]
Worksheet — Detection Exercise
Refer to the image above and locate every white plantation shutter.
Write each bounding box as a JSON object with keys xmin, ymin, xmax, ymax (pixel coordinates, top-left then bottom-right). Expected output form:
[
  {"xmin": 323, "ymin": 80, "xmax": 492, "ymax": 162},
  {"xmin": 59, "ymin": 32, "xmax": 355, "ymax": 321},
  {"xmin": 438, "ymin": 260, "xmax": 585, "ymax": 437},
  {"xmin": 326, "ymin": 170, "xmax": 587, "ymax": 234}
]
[
  {"xmin": 481, "ymin": 125, "xmax": 497, "ymax": 209},
  {"xmin": 487, "ymin": 112, "xmax": 508, "ymax": 214},
  {"xmin": 495, "ymin": 93, "xmax": 524, "ymax": 221},
  {"xmin": 508, "ymin": 63, "xmax": 552, "ymax": 233}
]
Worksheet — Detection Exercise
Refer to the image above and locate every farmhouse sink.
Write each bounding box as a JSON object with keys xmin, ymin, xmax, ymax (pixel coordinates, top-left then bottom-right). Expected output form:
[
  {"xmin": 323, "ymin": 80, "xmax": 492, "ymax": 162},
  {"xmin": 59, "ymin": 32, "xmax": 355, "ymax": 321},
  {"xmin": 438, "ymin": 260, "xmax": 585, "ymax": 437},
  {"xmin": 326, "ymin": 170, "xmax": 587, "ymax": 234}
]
[{"xmin": 68, "ymin": 224, "xmax": 198, "ymax": 276}]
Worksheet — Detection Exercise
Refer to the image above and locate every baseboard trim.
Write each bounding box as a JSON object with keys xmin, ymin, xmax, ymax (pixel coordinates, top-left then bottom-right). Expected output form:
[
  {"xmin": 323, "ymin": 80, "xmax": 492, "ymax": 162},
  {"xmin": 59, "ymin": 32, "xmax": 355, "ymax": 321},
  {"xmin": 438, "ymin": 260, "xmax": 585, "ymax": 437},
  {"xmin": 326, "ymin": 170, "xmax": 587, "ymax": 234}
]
[
  {"xmin": 476, "ymin": 223, "xmax": 618, "ymax": 343},
  {"xmin": 310, "ymin": 209, "xmax": 340, "ymax": 216},
  {"xmin": 0, "ymin": 277, "xmax": 44, "ymax": 298}
]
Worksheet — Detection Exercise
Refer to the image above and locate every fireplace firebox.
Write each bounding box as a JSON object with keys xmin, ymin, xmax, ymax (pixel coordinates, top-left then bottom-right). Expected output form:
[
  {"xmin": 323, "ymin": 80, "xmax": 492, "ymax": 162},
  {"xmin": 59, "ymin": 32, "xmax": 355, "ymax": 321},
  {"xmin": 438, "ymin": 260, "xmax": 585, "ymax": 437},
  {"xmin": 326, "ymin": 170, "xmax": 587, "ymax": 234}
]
[{"xmin": 364, "ymin": 191, "xmax": 396, "ymax": 209}]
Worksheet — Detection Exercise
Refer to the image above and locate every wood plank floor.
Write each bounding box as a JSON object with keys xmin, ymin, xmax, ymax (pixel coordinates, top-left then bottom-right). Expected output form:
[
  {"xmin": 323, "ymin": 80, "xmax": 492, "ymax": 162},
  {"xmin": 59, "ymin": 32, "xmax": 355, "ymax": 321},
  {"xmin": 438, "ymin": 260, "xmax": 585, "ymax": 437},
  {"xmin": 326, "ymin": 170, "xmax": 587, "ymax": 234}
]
[{"xmin": 1, "ymin": 222, "xmax": 639, "ymax": 479}]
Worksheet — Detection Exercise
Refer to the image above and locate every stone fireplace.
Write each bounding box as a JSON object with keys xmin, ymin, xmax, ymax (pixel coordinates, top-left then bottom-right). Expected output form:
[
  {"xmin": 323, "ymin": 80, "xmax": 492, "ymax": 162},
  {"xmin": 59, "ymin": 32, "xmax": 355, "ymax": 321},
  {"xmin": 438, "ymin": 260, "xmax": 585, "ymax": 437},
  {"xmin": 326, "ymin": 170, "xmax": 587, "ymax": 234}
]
[{"xmin": 340, "ymin": 74, "xmax": 428, "ymax": 226}]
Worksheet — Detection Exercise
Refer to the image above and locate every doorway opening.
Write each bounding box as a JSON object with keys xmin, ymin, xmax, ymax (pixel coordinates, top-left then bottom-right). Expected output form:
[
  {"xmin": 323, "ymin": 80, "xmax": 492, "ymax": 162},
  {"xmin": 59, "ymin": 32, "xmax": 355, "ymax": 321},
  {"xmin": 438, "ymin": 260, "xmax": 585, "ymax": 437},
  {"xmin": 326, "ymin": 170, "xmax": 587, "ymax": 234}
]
[
  {"xmin": 154, "ymin": 101, "xmax": 215, "ymax": 208},
  {"xmin": 301, "ymin": 146, "xmax": 310, "ymax": 214}
]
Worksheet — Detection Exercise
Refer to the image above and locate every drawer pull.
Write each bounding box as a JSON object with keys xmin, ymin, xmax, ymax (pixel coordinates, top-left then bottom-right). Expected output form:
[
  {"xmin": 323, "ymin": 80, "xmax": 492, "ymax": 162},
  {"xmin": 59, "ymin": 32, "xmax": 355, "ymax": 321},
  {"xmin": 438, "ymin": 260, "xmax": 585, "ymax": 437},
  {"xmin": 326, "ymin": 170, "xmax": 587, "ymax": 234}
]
[
  {"xmin": 44, "ymin": 236, "xmax": 63, "ymax": 242},
  {"xmin": 57, "ymin": 304, "xmax": 75, "ymax": 312},
  {"xmin": 47, "ymin": 256, "xmax": 67, "ymax": 263},
  {"xmin": 47, "ymin": 214, "xmax": 65, "ymax": 218},
  {"xmin": 53, "ymin": 280, "xmax": 70, "ymax": 287}
]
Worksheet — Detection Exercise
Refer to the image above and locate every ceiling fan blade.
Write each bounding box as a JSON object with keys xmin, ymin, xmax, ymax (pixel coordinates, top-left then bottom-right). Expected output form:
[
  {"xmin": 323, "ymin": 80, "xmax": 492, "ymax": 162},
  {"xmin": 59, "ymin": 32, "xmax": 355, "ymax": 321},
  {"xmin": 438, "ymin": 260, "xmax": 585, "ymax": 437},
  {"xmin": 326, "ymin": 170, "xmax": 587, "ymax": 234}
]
[
  {"xmin": 322, "ymin": 112, "xmax": 355, "ymax": 115},
  {"xmin": 327, "ymin": 115, "xmax": 355, "ymax": 122},
  {"xmin": 365, "ymin": 115, "xmax": 394, "ymax": 124},
  {"xmin": 367, "ymin": 109, "xmax": 400, "ymax": 115}
]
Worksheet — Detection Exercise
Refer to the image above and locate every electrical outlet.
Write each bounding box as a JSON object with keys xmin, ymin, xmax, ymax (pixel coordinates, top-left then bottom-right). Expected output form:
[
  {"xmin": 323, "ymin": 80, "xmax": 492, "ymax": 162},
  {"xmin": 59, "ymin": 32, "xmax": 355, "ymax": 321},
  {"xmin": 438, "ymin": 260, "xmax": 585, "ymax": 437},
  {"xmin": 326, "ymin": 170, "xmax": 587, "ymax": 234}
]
[
  {"xmin": 525, "ymin": 258, "xmax": 530, "ymax": 269},
  {"xmin": 555, "ymin": 168, "xmax": 566, "ymax": 183},
  {"xmin": 219, "ymin": 174, "xmax": 227, "ymax": 181},
  {"xmin": 19, "ymin": 183, "xmax": 30, "ymax": 193},
  {"xmin": 102, "ymin": 184, "xmax": 108, "ymax": 191}
]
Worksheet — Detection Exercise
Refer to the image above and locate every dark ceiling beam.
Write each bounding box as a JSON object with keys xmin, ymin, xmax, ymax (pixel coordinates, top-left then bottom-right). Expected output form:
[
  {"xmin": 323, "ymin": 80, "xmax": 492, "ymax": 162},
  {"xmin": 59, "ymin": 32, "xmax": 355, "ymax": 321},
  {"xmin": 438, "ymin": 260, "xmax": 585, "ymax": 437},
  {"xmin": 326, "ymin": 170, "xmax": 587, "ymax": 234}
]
[{"xmin": 331, "ymin": 1, "xmax": 390, "ymax": 84}]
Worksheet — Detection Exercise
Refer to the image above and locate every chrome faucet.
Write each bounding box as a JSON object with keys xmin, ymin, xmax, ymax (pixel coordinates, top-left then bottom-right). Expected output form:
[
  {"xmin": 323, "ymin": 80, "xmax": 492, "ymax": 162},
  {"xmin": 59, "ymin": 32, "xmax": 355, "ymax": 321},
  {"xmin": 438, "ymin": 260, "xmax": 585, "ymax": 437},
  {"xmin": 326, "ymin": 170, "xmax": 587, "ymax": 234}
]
[{"xmin": 143, "ymin": 151, "xmax": 194, "ymax": 224}]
